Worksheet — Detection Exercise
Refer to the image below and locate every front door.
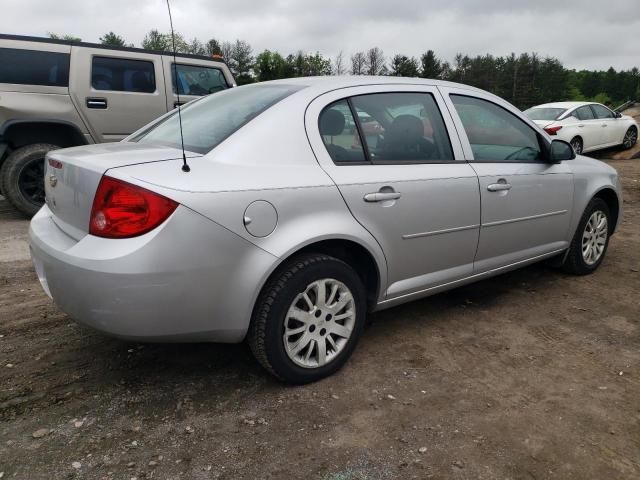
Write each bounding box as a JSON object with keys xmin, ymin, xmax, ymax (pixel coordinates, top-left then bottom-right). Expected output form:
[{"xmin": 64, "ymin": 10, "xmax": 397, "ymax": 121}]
[
  {"xmin": 571, "ymin": 105, "xmax": 601, "ymax": 151},
  {"xmin": 442, "ymin": 88, "xmax": 574, "ymax": 272},
  {"xmin": 306, "ymin": 85, "xmax": 481, "ymax": 299},
  {"xmin": 70, "ymin": 47, "xmax": 167, "ymax": 142}
]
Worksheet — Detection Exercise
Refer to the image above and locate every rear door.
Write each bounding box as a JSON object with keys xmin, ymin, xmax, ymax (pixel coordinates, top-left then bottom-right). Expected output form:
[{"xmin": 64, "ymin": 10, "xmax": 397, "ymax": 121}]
[
  {"xmin": 70, "ymin": 47, "xmax": 167, "ymax": 142},
  {"xmin": 572, "ymin": 105, "xmax": 601, "ymax": 151},
  {"xmin": 441, "ymin": 87, "xmax": 574, "ymax": 273},
  {"xmin": 161, "ymin": 57, "xmax": 233, "ymax": 111},
  {"xmin": 306, "ymin": 85, "xmax": 481, "ymax": 300}
]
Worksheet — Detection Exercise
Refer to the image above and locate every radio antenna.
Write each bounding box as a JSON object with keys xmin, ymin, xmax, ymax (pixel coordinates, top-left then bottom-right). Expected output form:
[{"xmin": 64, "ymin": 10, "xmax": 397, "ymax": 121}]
[{"xmin": 166, "ymin": 0, "xmax": 190, "ymax": 172}]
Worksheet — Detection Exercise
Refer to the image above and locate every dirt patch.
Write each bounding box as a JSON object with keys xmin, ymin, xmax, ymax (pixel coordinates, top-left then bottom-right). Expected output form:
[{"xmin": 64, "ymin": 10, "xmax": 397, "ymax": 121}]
[{"xmin": 1, "ymin": 161, "xmax": 639, "ymax": 479}]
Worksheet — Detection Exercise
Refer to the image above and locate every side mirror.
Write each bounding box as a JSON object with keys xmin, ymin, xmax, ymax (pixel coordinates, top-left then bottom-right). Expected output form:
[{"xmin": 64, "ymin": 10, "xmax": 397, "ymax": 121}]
[
  {"xmin": 550, "ymin": 139, "xmax": 576, "ymax": 161},
  {"xmin": 615, "ymin": 111, "xmax": 622, "ymax": 118}
]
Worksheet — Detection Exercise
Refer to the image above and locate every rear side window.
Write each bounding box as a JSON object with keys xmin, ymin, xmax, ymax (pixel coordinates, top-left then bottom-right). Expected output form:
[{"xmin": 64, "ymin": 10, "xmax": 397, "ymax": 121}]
[
  {"xmin": 172, "ymin": 64, "xmax": 228, "ymax": 95},
  {"xmin": 451, "ymin": 95, "xmax": 542, "ymax": 162},
  {"xmin": 525, "ymin": 108, "xmax": 566, "ymax": 121},
  {"xmin": 0, "ymin": 48, "xmax": 69, "ymax": 87},
  {"xmin": 92, "ymin": 57, "xmax": 156, "ymax": 93},
  {"xmin": 351, "ymin": 93, "xmax": 453, "ymax": 163},
  {"xmin": 574, "ymin": 106, "xmax": 595, "ymax": 120},
  {"xmin": 318, "ymin": 100, "xmax": 367, "ymax": 163},
  {"xmin": 133, "ymin": 84, "xmax": 303, "ymax": 154}
]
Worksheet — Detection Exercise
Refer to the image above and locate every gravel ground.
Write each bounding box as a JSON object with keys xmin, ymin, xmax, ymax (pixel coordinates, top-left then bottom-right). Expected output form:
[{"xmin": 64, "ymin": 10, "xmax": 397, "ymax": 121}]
[{"xmin": 0, "ymin": 159, "xmax": 639, "ymax": 480}]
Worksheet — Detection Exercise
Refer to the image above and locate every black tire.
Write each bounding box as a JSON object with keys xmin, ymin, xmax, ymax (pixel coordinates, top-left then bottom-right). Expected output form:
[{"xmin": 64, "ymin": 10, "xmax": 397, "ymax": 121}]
[
  {"xmin": 622, "ymin": 126, "xmax": 637, "ymax": 150},
  {"xmin": 0, "ymin": 143, "xmax": 58, "ymax": 217},
  {"xmin": 248, "ymin": 253, "xmax": 367, "ymax": 384},
  {"xmin": 570, "ymin": 136, "xmax": 583, "ymax": 155},
  {"xmin": 563, "ymin": 198, "xmax": 611, "ymax": 275}
]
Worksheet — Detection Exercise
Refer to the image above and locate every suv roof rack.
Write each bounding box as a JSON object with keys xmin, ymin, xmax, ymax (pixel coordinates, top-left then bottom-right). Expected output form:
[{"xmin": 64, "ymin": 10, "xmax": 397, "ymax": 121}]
[{"xmin": 0, "ymin": 33, "xmax": 227, "ymax": 64}]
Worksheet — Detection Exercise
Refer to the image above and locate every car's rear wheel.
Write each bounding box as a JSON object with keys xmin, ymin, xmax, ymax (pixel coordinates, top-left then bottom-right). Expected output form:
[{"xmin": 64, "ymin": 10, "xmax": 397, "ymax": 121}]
[
  {"xmin": 622, "ymin": 126, "xmax": 637, "ymax": 150},
  {"xmin": 563, "ymin": 198, "xmax": 611, "ymax": 275},
  {"xmin": 570, "ymin": 136, "xmax": 583, "ymax": 155},
  {"xmin": 248, "ymin": 253, "xmax": 366, "ymax": 384},
  {"xmin": 0, "ymin": 143, "xmax": 58, "ymax": 217}
]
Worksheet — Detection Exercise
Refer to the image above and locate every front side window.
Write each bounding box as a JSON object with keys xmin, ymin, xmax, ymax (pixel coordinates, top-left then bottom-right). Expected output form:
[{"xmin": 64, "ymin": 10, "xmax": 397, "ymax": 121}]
[
  {"xmin": 0, "ymin": 48, "xmax": 69, "ymax": 87},
  {"xmin": 318, "ymin": 100, "xmax": 367, "ymax": 163},
  {"xmin": 574, "ymin": 106, "xmax": 595, "ymax": 121},
  {"xmin": 133, "ymin": 84, "xmax": 303, "ymax": 154},
  {"xmin": 451, "ymin": 95, "xmax": 542, "ymax": 162},
  {"xmin": 591, "ymin": 104, "xmax": 614, "ymax": 119},
  {"xmin": 172, "ymin": 64, "xmax": 228, "ymax": 96},
  {"xmin": 92, "ymin": 57, "xmax": 155, "ymax": 93}
]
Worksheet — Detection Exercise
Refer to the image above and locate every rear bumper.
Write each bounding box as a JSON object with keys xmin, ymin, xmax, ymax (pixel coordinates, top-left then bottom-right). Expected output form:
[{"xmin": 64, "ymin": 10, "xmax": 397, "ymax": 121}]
[{"xmin": 29, "ymin": 204, "xmax": 277, "ymax": 342}]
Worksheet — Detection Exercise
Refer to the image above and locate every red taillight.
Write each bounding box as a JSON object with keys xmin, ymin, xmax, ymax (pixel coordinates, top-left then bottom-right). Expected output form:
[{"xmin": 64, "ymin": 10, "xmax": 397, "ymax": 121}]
[
  {"xmin": 544, "ymin": 125, "xmax": 563, "ymax": 135},
  {"xmin": 89, "ymin": 176, "xmax": 178, "ymax": 238}
]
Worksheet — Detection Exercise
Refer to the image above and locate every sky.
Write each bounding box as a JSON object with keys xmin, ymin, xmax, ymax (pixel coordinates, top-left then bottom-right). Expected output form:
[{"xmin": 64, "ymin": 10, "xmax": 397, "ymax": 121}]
[{"xmin": 1, "ymin": 0, "xmax": 638, "ymax": 71}]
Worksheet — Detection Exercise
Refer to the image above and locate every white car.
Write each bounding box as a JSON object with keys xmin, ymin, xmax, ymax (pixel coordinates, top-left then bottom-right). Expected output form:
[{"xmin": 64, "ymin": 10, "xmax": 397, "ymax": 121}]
[{"xmin": 525, "ymin": 102, "xmax": 638, "ymax": 154}]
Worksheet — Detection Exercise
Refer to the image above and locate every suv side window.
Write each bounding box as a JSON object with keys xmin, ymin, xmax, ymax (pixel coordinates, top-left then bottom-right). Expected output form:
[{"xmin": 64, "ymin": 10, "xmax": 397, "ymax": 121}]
[
  {"xmin": 574, "ymin": 106, "xmax": 595, "ymax": 121},
  {"xmin": 318, "ymin": 100, "xmax": 367, "ymax": 163},
  {"xmin": 351, "ymin": 92, "xmax": 454, "ymax": 163},
  {"xmin": 0, "ymin": 48, "xmax": 69, "ymax": 87},
  {"xmin": 591, "ymin": 104, "xmax": 614, "ymax": 119},
  {"xmin": 172, "ymin": 64, "xmax": 228, "ymax": 95},
  {"xmin": 450, "ymin": 94, "xmax": 542, "ymax": 162},
  {"xmin": 91, "ymin": 57, "xmax": 155, "ymax": 93}
]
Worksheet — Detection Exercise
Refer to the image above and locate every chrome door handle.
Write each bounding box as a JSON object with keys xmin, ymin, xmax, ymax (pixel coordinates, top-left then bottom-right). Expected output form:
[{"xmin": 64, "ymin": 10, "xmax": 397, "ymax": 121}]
[
  {"xmin": 86, "ymin": 97, "xmax": 107, "ymax": 109},
  {"xmin": 363, "ymin": 192, "xmax": 402, "ymax": 202},
  {"xmin": 487, "ymin": 183, "xmax": 512, "ymax": 192},
  {"xmin": 578, "ymin": 124, "xmax": 584, "ymax": 128}
]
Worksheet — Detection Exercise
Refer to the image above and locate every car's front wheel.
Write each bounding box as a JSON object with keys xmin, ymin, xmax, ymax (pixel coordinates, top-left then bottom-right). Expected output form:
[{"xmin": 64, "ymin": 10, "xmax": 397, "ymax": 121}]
[
  {"xmin": 570, "ymin": 136, "xmax": 583, "ymax": 155},
  {"xmin": 248, "ymin": 254, "xmax": 366, "ymax": 384},
  {"xmin": 563, "ymin": 198, "xmax": 611, "ymax": 275},
  {"xmin": 622, "ymin": 126, "xmax": 637, "ymax": 150}
]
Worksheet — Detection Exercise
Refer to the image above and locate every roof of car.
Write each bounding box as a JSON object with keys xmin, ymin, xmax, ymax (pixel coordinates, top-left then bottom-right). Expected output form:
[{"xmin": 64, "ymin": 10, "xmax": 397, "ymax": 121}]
[
  {"xmin": 530, "ymin": 101, "xmax": 594, "ymax": 110},
  {"xmin": 0, "ymin": 33, "xmax": 226, "ymax": 64}
]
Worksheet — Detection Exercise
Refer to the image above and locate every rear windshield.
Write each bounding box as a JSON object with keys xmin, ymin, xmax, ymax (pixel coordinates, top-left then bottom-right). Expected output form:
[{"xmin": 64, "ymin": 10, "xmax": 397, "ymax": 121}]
[
  {"xmin": 0, "ymin": 47, "xmax": 70, "ymax": 87},
  {"xmin": 132, "ymin": 84, "xmax": 303, "ymax": 154},
  {"xmin": 524, "ymin": 107, "xmax": 566, "ymax": 121}
]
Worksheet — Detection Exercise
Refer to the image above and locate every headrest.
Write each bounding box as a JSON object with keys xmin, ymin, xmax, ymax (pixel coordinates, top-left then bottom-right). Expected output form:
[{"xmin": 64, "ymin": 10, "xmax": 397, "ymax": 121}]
[
  {"xmin": 320, "ymin": 109, "xmax": 346, "ymax": 136},
  {"xmin": 385, "ymin": 115, "xmax": 424, "ymax": 146}
]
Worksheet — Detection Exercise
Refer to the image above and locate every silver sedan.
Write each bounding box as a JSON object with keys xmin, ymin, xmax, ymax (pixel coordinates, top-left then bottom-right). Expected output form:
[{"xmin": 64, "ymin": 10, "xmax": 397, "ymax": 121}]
[{"xmin": 30, "ymin": 77, "xmax": 622, "ymax": 383}]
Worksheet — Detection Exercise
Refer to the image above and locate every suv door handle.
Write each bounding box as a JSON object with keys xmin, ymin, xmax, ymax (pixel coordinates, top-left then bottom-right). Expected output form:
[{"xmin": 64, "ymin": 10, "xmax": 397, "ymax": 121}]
[
  {"xmin": 487, "ymin": 182, "xmax": 512, "ymax": 192},
  {"xmin": 174, "ymin": 101, "xmax": 186, "ymax": 108},
  {"xmin": 363, "ymin": 192, "xmax": 402, "ymax": 202},
  {"xmin": 86, "ymin": 98, "xmax": 107, "ymax": 109}
]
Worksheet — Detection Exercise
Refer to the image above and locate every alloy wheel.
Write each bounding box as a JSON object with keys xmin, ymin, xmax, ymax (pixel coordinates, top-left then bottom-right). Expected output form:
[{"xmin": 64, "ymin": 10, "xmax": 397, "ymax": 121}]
[
  {"xmin": 623, "ymin": 128, "xmax": 637, "ymax": 149},
  {"xmin": 581, "ymin": 210, "xmax": 608, "ymax": 266},
  {"xmin": 283, "ymin": 278, "xmax": 356, "ymax": 369},
  {"xmin": 570, "ymin": 138, "xmax": 583, "ymax": 155}
]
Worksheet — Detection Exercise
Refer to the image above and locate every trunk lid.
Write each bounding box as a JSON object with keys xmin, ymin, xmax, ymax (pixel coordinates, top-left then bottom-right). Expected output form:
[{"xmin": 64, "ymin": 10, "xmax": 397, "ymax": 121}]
[{"xmin": 44, "ymin": 142, "xmax": 201, "ymax": 239}]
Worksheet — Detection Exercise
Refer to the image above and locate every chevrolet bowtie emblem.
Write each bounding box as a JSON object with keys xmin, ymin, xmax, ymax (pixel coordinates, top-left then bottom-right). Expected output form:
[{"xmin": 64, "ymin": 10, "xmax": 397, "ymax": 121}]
[{"xmin": 49, "ymin": 174, "xmax": 58, "ymax": 188}]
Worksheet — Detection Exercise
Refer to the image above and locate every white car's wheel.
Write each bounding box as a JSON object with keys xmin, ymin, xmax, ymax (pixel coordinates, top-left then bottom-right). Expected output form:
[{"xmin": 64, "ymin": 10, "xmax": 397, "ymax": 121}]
[
  {"xmin": 570, "ymin": 136, "xmax": 583, "ymax": 155},
  {"xmin": 622, "ymin": 126, "xmax": 637, "ymax": 150}
]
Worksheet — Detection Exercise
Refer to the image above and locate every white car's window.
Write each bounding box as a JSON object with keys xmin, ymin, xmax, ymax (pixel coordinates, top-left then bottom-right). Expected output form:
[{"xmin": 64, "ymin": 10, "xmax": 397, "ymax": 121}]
[
  {"xmin": 451, "ymin": 94, "xmax": 543, "ymax": 162},
  {"xmin": 133, "ymin": 84, "xmax": 303, "ymax": 154},
  {"xmin": 591, "ymin": 104, "xmax": 614, "ymax": 119},
  {"xmin": 575, "ymin": 106, "xmax": 595, "ymax": 121},
  {"xmin": 92, "ymin": 57, "xmax": 155, "ymax": 93},
  {"xmin": 318, "ymin": 100, "xmax": 367, "ymax": 163},
  {"xmin": 171, "ymin": 64, "xmax": 228, "ymax": 96},
  {"xmin": 349, "ymin": 93, "xmax": 454, "ymax": 163}
]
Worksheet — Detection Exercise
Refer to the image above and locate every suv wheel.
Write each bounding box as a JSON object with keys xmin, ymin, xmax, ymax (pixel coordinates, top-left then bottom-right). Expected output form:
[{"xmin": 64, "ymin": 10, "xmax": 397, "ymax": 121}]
[
  {"xmin": 248, "ymin": 254, "xmax": 366, "ymax": 384},
  {"xmin": 563, "ymin": 198, "xmax": 611, "ymax": 275},
  {"xmin": 0, "ymin": 143, "xmax": 58, "ymax": 217}
]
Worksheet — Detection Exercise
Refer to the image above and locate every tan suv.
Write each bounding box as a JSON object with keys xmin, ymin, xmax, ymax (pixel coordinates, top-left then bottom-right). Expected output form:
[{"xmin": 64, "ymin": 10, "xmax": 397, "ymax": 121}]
[{"xmin": 0, "ymin": 33, "xmax": 235, "ymax": 216}]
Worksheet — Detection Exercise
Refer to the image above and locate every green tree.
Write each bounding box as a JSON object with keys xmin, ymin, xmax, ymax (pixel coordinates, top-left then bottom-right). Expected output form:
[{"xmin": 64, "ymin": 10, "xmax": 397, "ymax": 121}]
[
  {"xmin": 389, "ymin": 55, "xmax": 419, "ymax": 77},
  {"xmin": 142, "ymin": 30, "xmax": 188, "ymax": 53},
  {"xmin": 99, "ymin": 32, "xmax": 127, "ymax": 47},
  {"xmin": 420, "ymin": 50, "xmax": 442, "ymax": 79},
  {"xmin": 229, "ymin": 40, "xmax": 254, "ymax": 84},
  {"xmin": 48, "ymin": 33, "xmax": 81, "ymax": 42},
  {"xmin": 206, "ymin": 39, "xmax": 223, "ymax": 57},
  {"xmin": 254, "ymin": 50, "xmax": 287, "ymax": 81}
]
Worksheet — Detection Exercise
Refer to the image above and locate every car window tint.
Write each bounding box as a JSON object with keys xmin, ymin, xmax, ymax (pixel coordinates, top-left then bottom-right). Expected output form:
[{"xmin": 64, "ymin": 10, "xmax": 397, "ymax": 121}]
[
  {"xmin": 0, "ymin": 47, "xmax": 69, "ymax": 87},
  {"xmin": 591, "ymin": 104, "xmax": 614, "ymax": 119},
  {"xmin": 318, "ymin": 100, "xmax": 367, "ymax": 163},
  {"xmin": 450, "ymin": 95, "xmax": 542, "ymax": 162},
  {"xmin": 350, "ymin": 92, "xmax": 454, "ymax": 163},
  {"xmin": 171, "ymin": 64, "xmax": 228, "ymax": 96},
  {"xmin": 574, "ymin": 106, "xmax": 595, "ymax": 121},
  {"xmin": 133, "ymin": 84, "xmax": 303, "ymax": 154},
  {"xmin": 92, "ymin": 57, "xmax": 155, "ymax": 93}
]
